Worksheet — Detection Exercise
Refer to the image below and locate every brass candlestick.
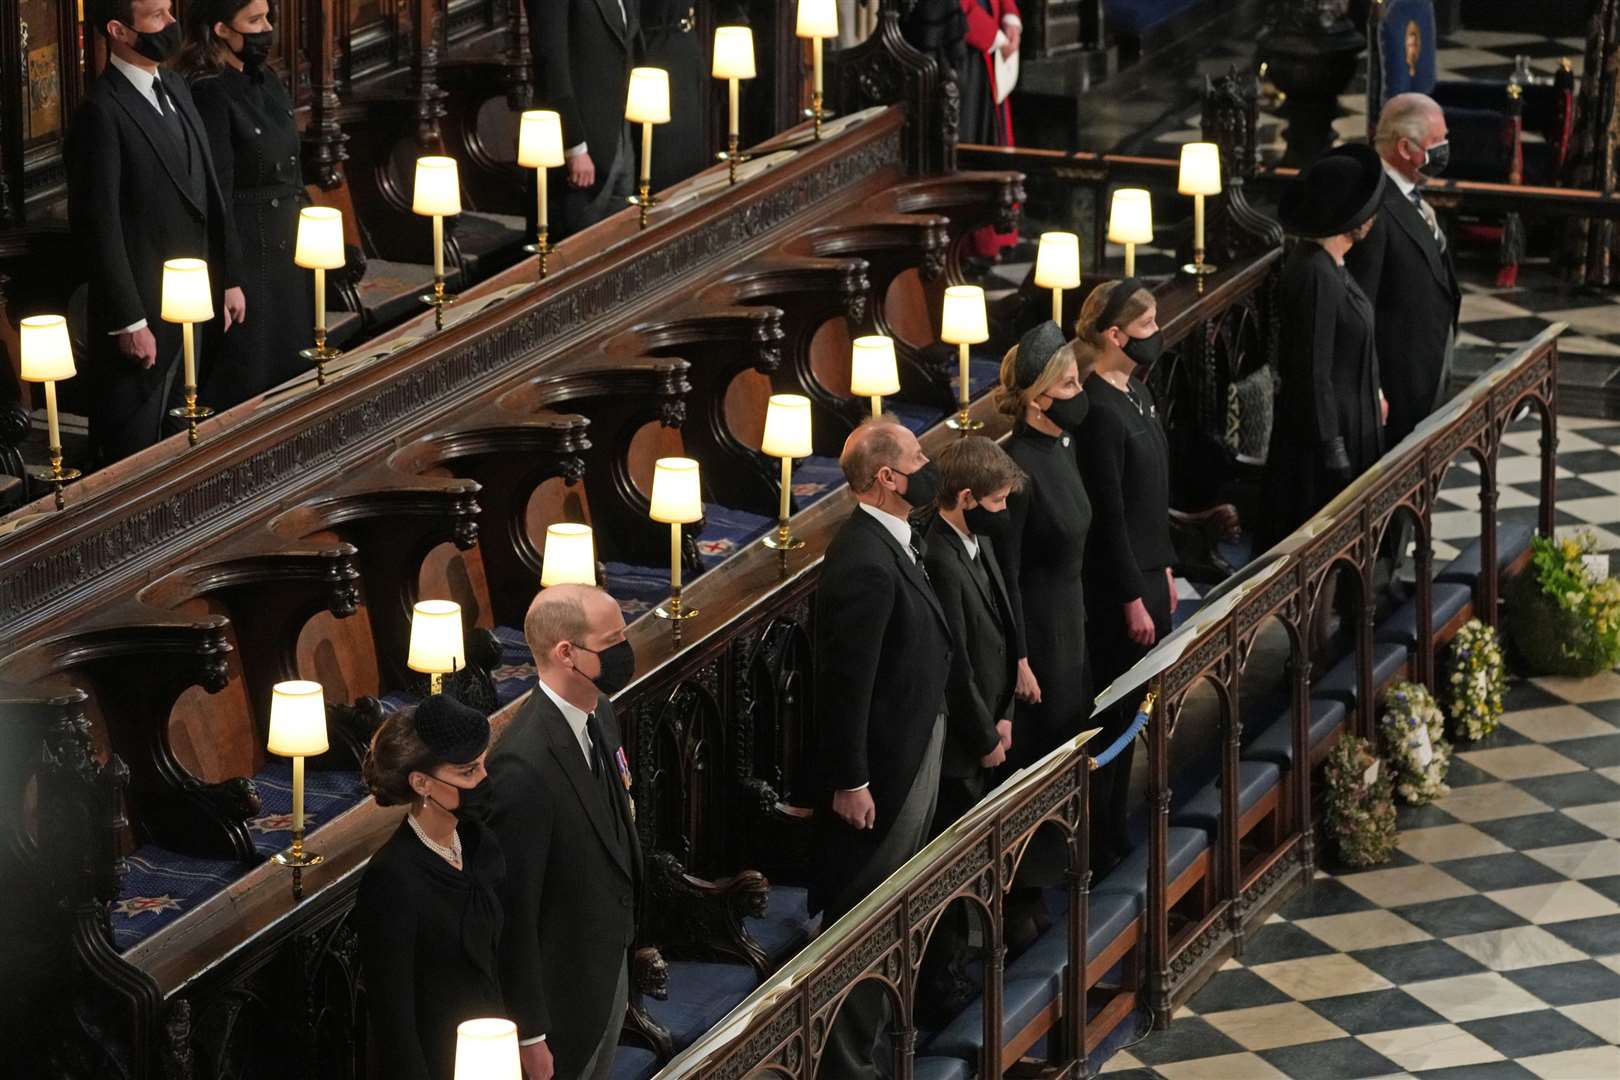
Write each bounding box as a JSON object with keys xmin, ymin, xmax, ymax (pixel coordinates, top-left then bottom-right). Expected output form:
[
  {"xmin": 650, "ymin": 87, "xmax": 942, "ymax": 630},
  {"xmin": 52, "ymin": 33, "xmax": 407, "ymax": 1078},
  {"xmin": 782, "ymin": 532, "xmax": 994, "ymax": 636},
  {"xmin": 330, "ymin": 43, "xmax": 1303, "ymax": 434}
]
[
  {"xmin": 629, "ymin": 183, "xmax": 660, "ymax": 230},
  {"xmin": 522, "ymin": 226, "xmax": 551, "ymax": 280},
  {"xmin": 299, "ymin": 324, "xmax": 342, "ymax": 386},
  {"xmin": 168, "ymin": 385, "xmax": 213, "ymax": 447},
  {"xmin": 420, "ymin": 275, "xmax": 448, "ymax": 330},
  {"xmin": 1182, "ymin": 249, "xmax": 1215, "ymax": 294},
  {"xmin": 809, "ymin": 91, "xmax": 825, "ymax": 140},
  {"xmin": 718, "ymin": 134, "xmax": 752, "ymax": 186},
  {"xmin": 27, "ymin": 444, "xmax": 81, "ymax": 511},
  {"xmin": 271, "ymin": 820, "xmax": 324, "ymax": 902}
]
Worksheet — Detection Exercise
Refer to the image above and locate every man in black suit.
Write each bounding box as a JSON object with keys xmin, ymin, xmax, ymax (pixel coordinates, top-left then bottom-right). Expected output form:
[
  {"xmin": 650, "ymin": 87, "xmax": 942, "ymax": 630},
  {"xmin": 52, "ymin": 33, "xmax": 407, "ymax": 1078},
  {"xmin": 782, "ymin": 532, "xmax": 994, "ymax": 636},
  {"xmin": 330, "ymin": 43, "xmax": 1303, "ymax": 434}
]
[
  {"xmin": 1347, "ymin": 92, "xmax": 1461, "ymax": 581},
  {"xmin": 67, "ymin": 0, "xmax": 243, "ymax": 464},
  {"xmin": 813, "ymin": 416, "xmax": 953, "ymax": 1078},
  {"xmin": 488, "ymin": 584, "xmax": 641, "ymax": 1080},
  {"xmin": 917, "ymin": 435, "xmax": 1022, "ymax": 1022},
  {"xmin": 529, "ymin": 0, "xmax": 638, "ymax": 236}
]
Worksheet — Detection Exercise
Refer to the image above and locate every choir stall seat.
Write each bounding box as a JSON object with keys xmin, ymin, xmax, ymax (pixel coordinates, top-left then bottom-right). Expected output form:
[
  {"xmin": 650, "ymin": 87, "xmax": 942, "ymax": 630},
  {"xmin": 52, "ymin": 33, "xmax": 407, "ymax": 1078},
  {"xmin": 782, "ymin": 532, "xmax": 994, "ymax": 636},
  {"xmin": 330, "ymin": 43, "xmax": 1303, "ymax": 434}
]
[
  {"xmin": 1311, "ymin": 642, "xmax": 1411, "ymax": 706},
  {"xmin": 1171, "ymin": 760, "xmax": 1283, "ymax": 837},
  {"xmin": 1435, "ymin": 520, "xmax": 1537, "ymax": 593},
  {"xmin": 743, "ymin": 885, "xmax": 820, "ymax": 968},
  {"xmin": 1375, "ymin": 581, "xmax": 1474, "ymax": 648},
  {"xmin": 609, "ymin": 1046, "xmax": 661, "ymax": 1080},
  {"xmin": 642, "ymin": 961, "xmax": 761, "ymax": 1051},
  {"xmin": 1241, "ymin": 696, "xmax": 1349, "ymax": 768}
]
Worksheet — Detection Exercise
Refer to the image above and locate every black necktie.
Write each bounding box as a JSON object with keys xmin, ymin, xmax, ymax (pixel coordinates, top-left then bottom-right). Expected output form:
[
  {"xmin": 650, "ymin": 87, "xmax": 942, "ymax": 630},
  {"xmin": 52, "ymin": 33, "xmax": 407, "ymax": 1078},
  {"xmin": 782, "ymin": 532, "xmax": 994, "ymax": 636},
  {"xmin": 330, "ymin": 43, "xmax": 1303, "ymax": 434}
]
[
  {"xmin": 154, "ymin": 78, "xmax": 184, "ymax": 140},
  {"xmin": 909, "ymin": 526, "xmax": 926, "ymax": 564},
  {"xmin": 967, "ymin": 544, "xmax": 991, "ymax": 589},
  {"xmin": 584, "ymin": 712, "xmax": 601, "ymax": 777},
  {"xmin": 1410, "ymin": 188, "xmax": 1445, "ymax": 251}
]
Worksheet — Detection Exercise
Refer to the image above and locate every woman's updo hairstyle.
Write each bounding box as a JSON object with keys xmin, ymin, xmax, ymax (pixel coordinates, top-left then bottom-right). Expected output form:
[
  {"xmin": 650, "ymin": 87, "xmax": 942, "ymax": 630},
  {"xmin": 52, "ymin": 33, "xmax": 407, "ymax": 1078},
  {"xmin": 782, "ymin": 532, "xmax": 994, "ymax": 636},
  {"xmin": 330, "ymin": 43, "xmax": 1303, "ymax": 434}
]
[
  {"xmin": 995, "ymin": 320, "xmax": 1073, "ymax": 419},
  {"xmin": 361, "ymin": 694, "xmax": 491, "ymax": 807}
]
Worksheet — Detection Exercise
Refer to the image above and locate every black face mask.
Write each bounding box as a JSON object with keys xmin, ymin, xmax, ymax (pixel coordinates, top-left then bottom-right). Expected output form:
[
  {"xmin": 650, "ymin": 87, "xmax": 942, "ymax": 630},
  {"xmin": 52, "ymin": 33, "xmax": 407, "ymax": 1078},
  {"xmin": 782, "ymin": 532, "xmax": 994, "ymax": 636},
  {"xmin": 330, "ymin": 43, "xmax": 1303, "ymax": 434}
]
[
  {"xmin": 235, "ymin": 29, "xmax": 274, "ymax": 71},
  {"xmin": 575, "ymin": 638, "xmax": 636, "ymax": 696},
  {"xmin": 425, "ymin": 774, "xmax": 486, "ymax": 823},
  {"xmin": 1120, "ymin": 330, "xmax": 1166, "ymax": 371},
  {"xmin": 963, "ymin": 502, "xmax": 1009, "ymax": 540},
  {"xmin": 1043, "ymin": 391, "xmax": 1090, "ymax": 431},
  {"xmin": 897, "ymin": 460, "xmax": 941, "ymax": 510},
  {"xmin": 1419, "ymin": 140, "xmax": 1450, "ymax": 177},
  {"xmin": 130, "ymin": 21, "xmax": 184, "ymax": 63}
]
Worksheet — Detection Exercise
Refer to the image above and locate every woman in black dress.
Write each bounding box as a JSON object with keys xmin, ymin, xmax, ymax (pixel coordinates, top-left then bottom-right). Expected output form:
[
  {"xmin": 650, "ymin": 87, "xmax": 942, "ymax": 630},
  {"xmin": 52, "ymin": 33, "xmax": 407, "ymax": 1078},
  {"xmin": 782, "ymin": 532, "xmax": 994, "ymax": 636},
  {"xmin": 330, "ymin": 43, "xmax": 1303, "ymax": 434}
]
[
  {"xmin": 178, "ymin": 0, "xmax": 313, "ymax": 410},
  {"xmin": 642, "ymin": 0, "xmax": 706, "ymax": 189},
  {"xmin": 1258, "ymin": 144, "xmax": 1388, "ymax": 551},
  {"xmin": 356, "ymin": 695, "xmax": 505, "ymax": 1080},
  {"xmin": 1073, "ymin": 279, "xmax": 1177, "ymax": 868}
]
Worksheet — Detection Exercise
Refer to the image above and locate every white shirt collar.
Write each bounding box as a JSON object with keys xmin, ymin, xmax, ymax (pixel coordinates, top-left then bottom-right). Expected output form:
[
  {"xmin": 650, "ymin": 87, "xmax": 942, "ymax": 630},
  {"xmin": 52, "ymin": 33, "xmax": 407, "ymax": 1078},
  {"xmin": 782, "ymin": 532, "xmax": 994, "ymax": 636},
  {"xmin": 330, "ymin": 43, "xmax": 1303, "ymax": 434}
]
[
  {"xmin": 535, "ymin": 673, "xmax": 593, "ymax": 765},
  {"xmin": 859, "ymin": 502, "xmax": 916, "ymax": 561},
  {"xmin": 1382, "ymin": 159, "xmax": 1419, "ymax": 200},
  {"xmin": 109, "ymin": 52, "xmax": 163, "ymax": 111},
  {"xmin": 942, "ymin": 514, "xmax": 979, "ymax": 561}
]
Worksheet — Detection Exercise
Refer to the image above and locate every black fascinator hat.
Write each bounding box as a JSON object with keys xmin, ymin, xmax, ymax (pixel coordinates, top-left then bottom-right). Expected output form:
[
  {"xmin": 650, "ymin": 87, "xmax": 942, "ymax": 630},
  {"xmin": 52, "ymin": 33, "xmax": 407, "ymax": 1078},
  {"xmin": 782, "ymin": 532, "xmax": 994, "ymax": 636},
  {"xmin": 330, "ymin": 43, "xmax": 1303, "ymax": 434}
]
[
  {"xmin": 1013, "ymin": 320, "xmax": 1067, "ymax": 388},
  {"xmin": 412, "ymin": 694, "xmax": 491, "ymax": 765},
  {"xmin": 1278, "ymin": 144, "xmax": 1386, "ymax": 240}
]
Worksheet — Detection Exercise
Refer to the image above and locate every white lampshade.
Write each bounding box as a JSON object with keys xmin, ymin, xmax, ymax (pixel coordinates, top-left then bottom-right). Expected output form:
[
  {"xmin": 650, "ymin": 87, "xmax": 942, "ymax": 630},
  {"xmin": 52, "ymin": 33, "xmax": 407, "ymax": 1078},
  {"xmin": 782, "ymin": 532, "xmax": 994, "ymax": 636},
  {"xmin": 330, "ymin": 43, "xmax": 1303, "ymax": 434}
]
[
  {"xmin": 1107, "ymin": 188, "xmax": 1155, "ymax": 245},
  {"xmin": 19, "ymin": 315, "xmax": 75, "ymax": 382},
  {"xmin": 161, "ymin": 258, "xmax": 214, "ymax": 324},
  {"xmin": 1033, "ymin": 231, "xmax": 1081, "ymax": 290},
  {"xmin": 408, "ymin": 599, "xmax": 465, "ymax": 676},
  {"xmin": 712, "ymin": 26, "xmax": 756, "ymax": 79},
  {"xmin": 1178, "ymin": 142, "xmax": 1222, "ymax": 196},
  {"xmin": 267, "ymin": 680, "xmax": 329, "ymax": 758},
  {"xmin": 761, "ymin": 394, "xmax": 814, "ymax": 459},
  {"xmin": 796, "ymin": 0, "xmax": 838, "ymax": 38},
  {"xmin": 649, "ymin": 457, "xmax": 703, "ymax": 524},
  {"xmin": 412, "ymin": 156, "xmax": 462, "ymax": 217},
  {"xmin": 454, "ymin": 1018, "xmax": 521, "ymax": 1080},
  {"xmin": 517, "ymin": 110, "xmax": 566, "ymax": 169},
  {"xmin": 295, "ymin": 207, "xmax": 346, "ymax": 270},
  {"xmin": 625, "ymin": 67, "xmax": 671, "ymax": 124},
  {"xmin": 940, "ymin": 285, "xmax": 989, "ymax": 345},
  {"xmin": 540, "ymin": 523, "xmax": 597, "ymax": 587},
  {"xmin": 850, "ymin": 335, "xmax": 900, "ymax": 397}
]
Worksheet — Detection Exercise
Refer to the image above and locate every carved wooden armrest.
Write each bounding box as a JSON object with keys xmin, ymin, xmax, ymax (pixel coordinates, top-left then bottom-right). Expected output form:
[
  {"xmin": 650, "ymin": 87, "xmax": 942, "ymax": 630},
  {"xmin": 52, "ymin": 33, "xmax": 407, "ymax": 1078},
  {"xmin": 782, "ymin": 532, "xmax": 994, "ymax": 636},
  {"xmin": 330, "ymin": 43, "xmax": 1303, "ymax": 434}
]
[
  {"xmin": 643, "ymin": 849, "xmax": 774, "ymax": 975},
  {"xmin": 1169, "ymin": 503, "xmax": 1244, "ymax": 581},
  {"xmin": 622, "ymin": 945, "xmax": 675, "ymax": 1060}
]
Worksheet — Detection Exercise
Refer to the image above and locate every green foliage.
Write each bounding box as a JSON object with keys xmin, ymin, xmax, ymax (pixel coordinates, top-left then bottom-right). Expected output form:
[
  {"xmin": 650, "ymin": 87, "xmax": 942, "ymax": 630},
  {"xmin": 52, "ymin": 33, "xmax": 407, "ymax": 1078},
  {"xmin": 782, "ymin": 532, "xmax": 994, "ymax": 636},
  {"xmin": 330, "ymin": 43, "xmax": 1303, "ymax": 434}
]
[
  {"xmin": 1379, "ymin": 682, "xmax": 1452, "ymax": 805},
  {"xmin": 1323, "ymin": 735, "xmax": 1398, "ymax": 867},
  {"xmin": 1507, "ymin": 531, "xmax": 1620, "ymax": 677},
  {"xmin": 1446, "ymin": 619, "xmax": 1506, "ymax": 742}
]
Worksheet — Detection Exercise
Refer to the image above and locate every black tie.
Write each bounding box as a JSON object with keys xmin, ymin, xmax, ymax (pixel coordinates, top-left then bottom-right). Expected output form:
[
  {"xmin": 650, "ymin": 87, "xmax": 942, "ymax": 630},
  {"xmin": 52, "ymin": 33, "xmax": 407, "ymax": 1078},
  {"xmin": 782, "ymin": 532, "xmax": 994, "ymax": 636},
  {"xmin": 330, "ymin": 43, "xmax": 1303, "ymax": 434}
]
[
  {"xmin": 154, "ymin": 77, "xmax": 184, "ymax": 140},
  {"xmin": 909, "ymin": 526, "xmax": 926, "ymax": 564},
  {"xmin": 585, "ymin": 712, "xmax": 601, "ymax": 777},
  {"xmin": 1410, "ymin": 188, "xmax": 1445, "ymax": 251},
  {"xmin": 967, "ymin": 544, "xmax": 991, "ymax": 589}
]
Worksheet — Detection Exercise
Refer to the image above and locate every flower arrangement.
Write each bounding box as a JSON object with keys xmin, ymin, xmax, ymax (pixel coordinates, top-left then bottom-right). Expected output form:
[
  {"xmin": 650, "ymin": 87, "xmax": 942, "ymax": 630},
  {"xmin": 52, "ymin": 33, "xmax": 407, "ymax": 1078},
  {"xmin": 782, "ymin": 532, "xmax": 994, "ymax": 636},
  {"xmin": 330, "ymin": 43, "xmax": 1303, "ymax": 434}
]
[
  {"xmin": 1508, "ymin": 530, "xmax": 1620, "ymax": 677},
  {"xmin": 1323, "ymin": 735, "xmax": 1397, "ymax": 867},
  {"xmin": 1379, "ymin": 682, "xmax": 1452, "ymax": 804},
  {"xmin": 1446, "ymin": 618, "xmax": 1506, "ymax": 742}
]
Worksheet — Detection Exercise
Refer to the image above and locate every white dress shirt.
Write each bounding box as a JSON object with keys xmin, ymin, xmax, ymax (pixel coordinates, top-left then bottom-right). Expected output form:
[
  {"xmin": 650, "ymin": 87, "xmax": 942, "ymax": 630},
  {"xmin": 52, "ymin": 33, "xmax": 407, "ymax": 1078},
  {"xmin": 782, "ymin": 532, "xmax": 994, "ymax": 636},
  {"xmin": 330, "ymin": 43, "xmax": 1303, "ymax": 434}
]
[
  {"xmin": 1383, "ymin": 159, "xmax": 1443, "ymax": 243},
  {"xmin": 859, "ymin": 502, "xmax": 916, "ymax": 562},
  {"xmin": 106, "ymin": 52, "xmax": 173, "ymax": 337},
  {"xmin": 942, "ymin": 514, "xmax": 980, "ymax": 562}
]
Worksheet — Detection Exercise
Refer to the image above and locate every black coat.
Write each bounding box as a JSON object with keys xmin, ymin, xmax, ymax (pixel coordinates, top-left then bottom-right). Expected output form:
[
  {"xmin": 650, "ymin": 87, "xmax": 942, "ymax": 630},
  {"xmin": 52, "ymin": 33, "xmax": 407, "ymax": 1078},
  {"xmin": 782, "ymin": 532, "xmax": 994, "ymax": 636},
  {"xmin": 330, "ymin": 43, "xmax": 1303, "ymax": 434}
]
[
  {"xmin": 355, "ymin": 818, "xmax": 506, "ymax": 1080},
  {"xmin": 1077, "ymin": 373, "xmax": 1175, "ymax": 614},
  {"xmin": 923, "ymin": 516, "xmax": 1016, "ymax": 780},
  {"xmin": 997, "ymin": 423, "xmax": 1094, "ymax": 769},
  {"xmin": 485, "ymin": 688, "xmax": 641, "ymax": 1076},
  {"xmin": 641, "ymin": 0, "xmax": 706, "ymax": 189},
  {"xmin": 188, "ymin": 65, "xmax": 314, "ymax": 410},
  {"xmin": 1345, "ymin": 178, "xmax": 1460, "ymax": 449},
  {"xmin": 66, "ymin": 63, "xmax": 241, "ymax": 462},
  {"xmin": 1258, "ymin": 243, "xmax": 1382, "ymax": 551},
  {"xmin": 810, "ymin": 507, "xmax": 952, "ymax": 915},
  {"xmin": 529, "ymin": 0, "xmax": 639, "ymax": 203}
]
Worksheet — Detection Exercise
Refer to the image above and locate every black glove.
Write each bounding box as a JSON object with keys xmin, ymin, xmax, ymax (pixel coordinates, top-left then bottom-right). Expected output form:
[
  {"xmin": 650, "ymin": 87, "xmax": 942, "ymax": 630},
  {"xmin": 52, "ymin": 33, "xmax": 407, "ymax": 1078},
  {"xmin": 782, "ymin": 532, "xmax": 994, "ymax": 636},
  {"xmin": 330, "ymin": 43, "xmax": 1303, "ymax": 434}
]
[{"xmin": 1323, "ymin": 437, "xmax": 1353, "ymax": 482}]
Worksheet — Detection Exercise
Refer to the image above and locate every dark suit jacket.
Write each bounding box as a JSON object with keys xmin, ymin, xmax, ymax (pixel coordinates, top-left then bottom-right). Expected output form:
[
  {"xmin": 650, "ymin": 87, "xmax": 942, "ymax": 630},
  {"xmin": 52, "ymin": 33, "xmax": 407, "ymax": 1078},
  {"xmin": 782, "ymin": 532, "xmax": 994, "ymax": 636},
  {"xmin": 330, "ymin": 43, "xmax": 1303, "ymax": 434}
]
[
  {"xmin": 485, "ymin": 688, "xmax": 641, "ymax": 1076},
  {"xmin": 923, "ymin": 517, "xmax": 1016, "ymax": 779},
  {"xmin": 529, "ymin": 0, "xmax": 639, "ymax": 187},
  {"xmin": 66, "ymin": 64, "xmax": 241, "ymax": 459},
  {"xmin": 1345, "ymin": 176, "xmax": 1460, "ymax": 448},
  {"xmin": 810, "ymin": 507, "xmax": 952, "ymax": 914}
]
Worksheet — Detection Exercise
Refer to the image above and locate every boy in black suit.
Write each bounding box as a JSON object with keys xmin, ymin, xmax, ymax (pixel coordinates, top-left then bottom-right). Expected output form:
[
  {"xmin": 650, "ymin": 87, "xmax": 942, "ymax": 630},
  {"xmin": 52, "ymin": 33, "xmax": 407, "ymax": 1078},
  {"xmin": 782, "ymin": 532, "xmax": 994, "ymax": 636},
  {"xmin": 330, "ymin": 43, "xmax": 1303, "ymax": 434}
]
[{"xmin": 67, "ymin": 0, "xmax": 243, "ymax": 463}]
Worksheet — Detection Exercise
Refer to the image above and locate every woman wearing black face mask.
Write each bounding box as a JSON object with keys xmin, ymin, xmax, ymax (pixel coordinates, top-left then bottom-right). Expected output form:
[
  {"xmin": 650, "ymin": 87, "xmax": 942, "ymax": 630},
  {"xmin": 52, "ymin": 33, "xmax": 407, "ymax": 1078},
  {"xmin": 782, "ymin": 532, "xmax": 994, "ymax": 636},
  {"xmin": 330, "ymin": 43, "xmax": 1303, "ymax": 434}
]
[
  {"xmin": 357, "ymin": 694, "xmax": 505, "ymax": 1080},
  {"xmin": 178, "ymin": 0, "xmax": 313, "ymax": 410},
  {"xmin": 1072, "ymin": 279, "xmax": 1178, "ymax": 871}
]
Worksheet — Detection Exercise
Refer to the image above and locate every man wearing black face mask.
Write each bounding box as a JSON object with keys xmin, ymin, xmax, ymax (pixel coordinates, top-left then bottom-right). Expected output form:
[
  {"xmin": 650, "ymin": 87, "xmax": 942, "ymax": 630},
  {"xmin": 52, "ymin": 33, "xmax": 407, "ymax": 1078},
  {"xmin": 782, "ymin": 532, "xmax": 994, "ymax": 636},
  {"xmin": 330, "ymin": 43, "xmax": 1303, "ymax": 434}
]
[
  {"xmin": 180, "ymin": 0, "xmax": 314, "ymax": 411},
  {"xmin": 488, "ymin": 584, "xmax": 642, "ymax": 1080},
  {"xmin": 68, "ymin": 0, "xmax": 244, "ymax": 464},
  {"xmin": 813, "ymin": 415, "xmax": 953, "ymax": 1078}
]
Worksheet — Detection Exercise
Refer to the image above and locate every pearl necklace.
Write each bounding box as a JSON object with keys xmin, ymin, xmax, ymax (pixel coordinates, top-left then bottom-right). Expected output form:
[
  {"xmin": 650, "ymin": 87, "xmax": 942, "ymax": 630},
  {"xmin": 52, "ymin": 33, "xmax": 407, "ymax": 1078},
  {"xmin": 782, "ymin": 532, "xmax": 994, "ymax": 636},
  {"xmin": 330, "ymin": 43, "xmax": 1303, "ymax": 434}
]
[{"xmin": 408, "ymin": 811, "xmax": 463, "ymax": 868}]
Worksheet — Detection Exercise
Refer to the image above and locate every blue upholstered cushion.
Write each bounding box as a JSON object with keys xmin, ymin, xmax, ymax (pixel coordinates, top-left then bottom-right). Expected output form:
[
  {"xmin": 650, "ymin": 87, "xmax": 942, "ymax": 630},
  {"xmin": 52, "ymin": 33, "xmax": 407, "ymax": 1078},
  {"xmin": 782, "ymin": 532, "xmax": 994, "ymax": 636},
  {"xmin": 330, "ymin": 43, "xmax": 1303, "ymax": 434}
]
[
  {"xmin": 745, "ymin": 885, "xmax": 819, "ymax": 965},
  {"xmin": 608, "ymin": 1046, "xmax": 660, "ymax": 1080},
  {"xmin": 1105, "ymin": 0, "xmax": 1205, "ymax": 35},
  {"xmin": 248, "ymin": 761, "xmax": 368, "ymax": 858},
  {"xmin": 1089, "ymin": 891, "xmax": 1141, "ymax": 954},
  {"xmin": 1375, "ymin": 582, "xmax": 1474, "ymax": 647},
  {"xmin": 1314, "ymin": 642, "xmax": 1410, "ymax": 704},
  {"xmin": 1172, "ymin": 761, "xmax": 1282, "ymax": 834},
  {"xmin": 1376, "ymin": 0, "xmax": 1439, "ymax": 96},
  {"xmin": 1243, "ymin": 697, "xmax": 1348, "ymax": 767},
  {"xmin": 925, "ymin": 971, "xmax": 1062, "ymax": 1061},
  {"xmin": 1216, "ymin": 532, "xmax": 1257, "ymax": 573},
  {"xmin": 916, "ymin": 1057, "xmax": 972, "ymax": 1080},
  {"xmin": 1092, "ymin": 827, "xmax": 1210, "ymax": 908},
  {"xmin": 112, "ymin": 846, "xmax": 244, "ymax": 951},
  {"xmin": 643, "ymin": 961, "xmax": 759, "ymax": 1050},
  {"xmin": 1436, "ymin": 520, "xmax": 1537, "ymax": 588}
]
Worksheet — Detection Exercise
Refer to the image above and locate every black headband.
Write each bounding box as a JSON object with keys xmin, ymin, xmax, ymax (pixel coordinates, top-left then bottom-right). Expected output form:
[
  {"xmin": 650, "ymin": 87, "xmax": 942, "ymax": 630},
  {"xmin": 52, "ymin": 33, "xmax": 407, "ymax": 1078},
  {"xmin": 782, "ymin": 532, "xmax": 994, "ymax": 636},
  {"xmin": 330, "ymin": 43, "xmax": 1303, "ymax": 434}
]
[
  {"xmin": 1013, "ymin": 321, "xmax": 1067, "ymax": 388},
  {"xmin": 1094, "ymin": 278, "xmax": 1147, "ymax": 333}
]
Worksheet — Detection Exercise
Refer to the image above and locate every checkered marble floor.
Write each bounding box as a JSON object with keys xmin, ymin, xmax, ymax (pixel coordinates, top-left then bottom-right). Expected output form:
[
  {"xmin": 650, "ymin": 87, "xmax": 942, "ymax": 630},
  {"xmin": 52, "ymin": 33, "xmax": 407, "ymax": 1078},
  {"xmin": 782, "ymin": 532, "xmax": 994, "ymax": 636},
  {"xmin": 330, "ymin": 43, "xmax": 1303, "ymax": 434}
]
[{"xmin": 1100, "ymin": 667, "xmax": 1620, "ymax": 1079}]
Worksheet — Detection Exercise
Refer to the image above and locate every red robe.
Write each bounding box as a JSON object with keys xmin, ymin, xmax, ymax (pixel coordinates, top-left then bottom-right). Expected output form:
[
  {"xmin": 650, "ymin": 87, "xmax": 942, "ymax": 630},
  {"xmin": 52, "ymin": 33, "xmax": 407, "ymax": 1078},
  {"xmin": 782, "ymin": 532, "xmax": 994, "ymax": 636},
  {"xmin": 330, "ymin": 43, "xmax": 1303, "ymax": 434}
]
[{"xmin": 961, "ymin": 0, "xmax": 1020, "ymax": 257}]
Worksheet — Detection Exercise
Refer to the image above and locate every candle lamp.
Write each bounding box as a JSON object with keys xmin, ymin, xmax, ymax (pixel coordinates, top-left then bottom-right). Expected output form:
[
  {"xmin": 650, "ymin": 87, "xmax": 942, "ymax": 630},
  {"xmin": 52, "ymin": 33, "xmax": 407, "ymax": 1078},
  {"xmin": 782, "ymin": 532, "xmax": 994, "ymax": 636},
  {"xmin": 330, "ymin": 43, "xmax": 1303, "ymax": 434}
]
[
  {"xmin": 1107, "ymin": 188, "xmax": 1154, "ymax": 277},
  {"xmin": 268, "ymin": 679, "xmax": 328, "ymax": 898},
  {"xmin": 161, "ymin": 258, "xmax": 215, "ymax": 446},
  {"xmin": 760, "ymin": 394, "xmax": 812, "ymax": 565},
  {"xmin": 455, "ymin": 1019, "xmax": 521, "ymax": 1080},
  {"xmin": 712, "ymin": 26, "xmax": 756, "ymax": 184},
  {"xmin": 19, "ymin": 315, "xmax": 81, "ymax": 510},
  {"xmin": 295, "ymin": 207, "xmax": 346, "ymax": 384},
  {"xmin": 625, "ymin": 67, "xmax": 670, "ymax": 230},
  {"xmin": 1178, "ymin": 142, "xmax": 1221, "ymax": 290},
  {"xmin": 849, "ymin": 334, "xmax": 899, "ymax": 418},
  {"xmin": 408, "ymin": 599, "xmax": 466, "ymax": 695},
  {"xmin": 1033, "ymin": 231, "xmax": 1081, "ymax": 326},
  {"xmin": 940, "ymin": 285, "xmax": 987, "ymax": 432},
  {"xmin": 649, "ymin": 456, "xmax": 702, "ymax": 638},
  {"xmin": 413, "ymin": 155, "xmax": 462, "ymax": 328},
  {"xmin": 540, "ymin": 522, "xmax": 597, "ymax": 586},
  {"xmin": 517, "ymin": 110, "xmax": 565, "ymax": 279},
  {"xmin": 796, "ymin": 0, "xmax": 838, "ymax": 139}
]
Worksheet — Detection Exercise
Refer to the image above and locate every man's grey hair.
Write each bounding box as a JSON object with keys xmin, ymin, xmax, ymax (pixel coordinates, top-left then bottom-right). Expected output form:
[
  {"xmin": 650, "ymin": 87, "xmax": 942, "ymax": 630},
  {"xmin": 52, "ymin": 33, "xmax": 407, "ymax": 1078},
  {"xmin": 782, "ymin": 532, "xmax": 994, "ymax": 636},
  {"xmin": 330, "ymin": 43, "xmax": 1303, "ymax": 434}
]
[
  {"xmin": 840, "ymin": 415, "xmax": 906, "ymax": 493},
  {"xmin": 1375, "ymin": 93, "xmax": 1441, "ymax": 152}
]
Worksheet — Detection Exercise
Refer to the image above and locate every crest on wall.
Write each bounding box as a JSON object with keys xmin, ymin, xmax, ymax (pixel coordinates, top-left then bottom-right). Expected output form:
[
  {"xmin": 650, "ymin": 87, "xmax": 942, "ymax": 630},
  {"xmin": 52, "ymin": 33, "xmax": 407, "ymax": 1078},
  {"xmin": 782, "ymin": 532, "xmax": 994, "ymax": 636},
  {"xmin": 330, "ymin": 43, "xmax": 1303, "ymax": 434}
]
[{"xmin": 1405, "ymin": 21, "xmax": 1422, "ymax": 77}]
